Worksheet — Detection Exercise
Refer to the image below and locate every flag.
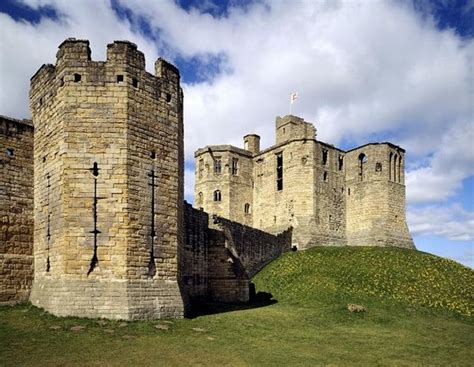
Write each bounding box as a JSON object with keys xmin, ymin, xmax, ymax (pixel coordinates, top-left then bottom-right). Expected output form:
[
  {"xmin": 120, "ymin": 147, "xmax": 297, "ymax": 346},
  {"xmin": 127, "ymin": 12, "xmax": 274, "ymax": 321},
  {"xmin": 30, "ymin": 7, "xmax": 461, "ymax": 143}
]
[{"xmin": 290, "ymin": 92, "xmax": 298, "ymax": 104}]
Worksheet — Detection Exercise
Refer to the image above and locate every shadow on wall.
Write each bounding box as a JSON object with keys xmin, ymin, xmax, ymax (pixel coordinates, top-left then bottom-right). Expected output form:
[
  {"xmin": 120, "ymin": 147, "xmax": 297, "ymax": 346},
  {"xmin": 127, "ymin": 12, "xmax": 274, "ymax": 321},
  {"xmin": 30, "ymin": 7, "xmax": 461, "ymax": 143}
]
[{"xmin": 188, "ymin": 283, "xmax": 277, "ymax": 318}]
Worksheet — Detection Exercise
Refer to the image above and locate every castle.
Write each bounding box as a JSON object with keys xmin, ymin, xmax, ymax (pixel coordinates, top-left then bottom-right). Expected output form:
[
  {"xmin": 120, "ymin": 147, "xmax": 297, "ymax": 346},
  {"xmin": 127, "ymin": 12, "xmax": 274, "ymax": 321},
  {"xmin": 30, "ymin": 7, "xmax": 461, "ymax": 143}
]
[
  {"xmin": 194, "ymin": 115, "xmax": 414, "ymax": 249},
  {"xmin": 0, "ymin": 39, "xmax": 413, "ymax": 320}
]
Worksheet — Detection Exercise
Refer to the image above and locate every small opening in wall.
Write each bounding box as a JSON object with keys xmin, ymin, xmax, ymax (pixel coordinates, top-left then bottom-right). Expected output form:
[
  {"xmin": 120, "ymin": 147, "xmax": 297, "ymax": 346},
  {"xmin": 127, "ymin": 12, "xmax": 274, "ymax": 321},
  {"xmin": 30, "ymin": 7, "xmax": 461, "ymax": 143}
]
[
  {"xmin": 150, "ymin": 150, "xmax": 156, "ymax": 159},
  {"xmin": 338, "ymin": 155, "xmax": 344, "ymax": 170},
  {"xmin": 348, "ymin": 188, "xmax": 351, "ymax": 196},
  {"xmin": 6, "ymin": 148, "xmax": 14, "ymax": 157},
  {"xmin": 291, "ymin": 246, "xmax": 298, "ymax": 252},
  {"xmin": 117, "ymin": 75, "xmax": 124, "ymax": 83},
  {"xmin": 74, "ymin": 73, "xmax": 81, "ymax": 82},
  {"xmin": 322, "ymin": 149, "xmax": 328, "ymax": 165},
  {"xmin": 165, "ymin": 93, "xmax": 172, "ymax": 103},
  {"xmin": 244, "ymin": 203, "xmax": 251, "ymax": 214},
  {"xmin": 39, "ymin": 97, "xmax": 43, "ymax": 106},
  {"xmin": 43, "ymin": 156, "xmax": 47, "ymax": 163},
  {"xmin": 213, "ymin": 190, "xmax": 221, "ymax": 202},
  {"xmin": 132, "ymin": 78, "xmax": 139, "ymax": 88},
  {"xmin": 60, "ymin": 77, "xmax": 64, "ymax": 86},
  {"xmin": 323, "ymin": 171, "xmax": 328, "ymax": 182}
]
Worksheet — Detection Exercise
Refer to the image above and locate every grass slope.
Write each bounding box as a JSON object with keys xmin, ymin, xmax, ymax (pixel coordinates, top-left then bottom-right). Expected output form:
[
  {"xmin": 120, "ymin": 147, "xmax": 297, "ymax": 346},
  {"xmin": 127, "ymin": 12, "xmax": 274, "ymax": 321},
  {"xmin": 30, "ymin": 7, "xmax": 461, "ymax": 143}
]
[
  {"xmin": 0, "ymin": 247, "xmax": 473, "ymax": 366},
  {"xmin": 254, "ymin": 247, "xmax": 473, "ymax": 316}
]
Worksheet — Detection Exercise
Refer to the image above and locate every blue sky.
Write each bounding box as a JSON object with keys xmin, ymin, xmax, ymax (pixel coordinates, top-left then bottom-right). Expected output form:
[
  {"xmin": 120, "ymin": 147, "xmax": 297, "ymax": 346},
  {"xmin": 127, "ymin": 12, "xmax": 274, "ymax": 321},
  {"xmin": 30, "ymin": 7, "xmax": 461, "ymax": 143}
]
[{"xmin": 0, "ymin": 0, "xmax": 472, "ymax": 267}]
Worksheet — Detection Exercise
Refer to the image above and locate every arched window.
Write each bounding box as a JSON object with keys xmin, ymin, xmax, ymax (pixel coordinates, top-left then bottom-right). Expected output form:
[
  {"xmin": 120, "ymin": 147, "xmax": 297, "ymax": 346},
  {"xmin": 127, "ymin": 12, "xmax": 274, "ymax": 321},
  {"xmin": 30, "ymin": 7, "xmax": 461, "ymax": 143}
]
[
  {"xmin": 398, "ymin": 156, "xmax": 402, "ymax": 183},
  {"xmin": 244, "ymin": 203, "xmax": 251, "ymax": 214},
  {"xmin": 393, "ymin": 154, "xmax": 398, "ymax": 183},
  {"xmin": 389, "ymin": 152, "xmax": 393, "ymax": 181},
  {"xmin": 213, "ymin": 190, "xmax": 221, "ymax": 202},
  {"xmin": 358, "ymin": 153, "xmax": 368, "ymax": 180},
  {"xmin": 197, "ymin": 192, "xmax": 203, "ymax": 205}
]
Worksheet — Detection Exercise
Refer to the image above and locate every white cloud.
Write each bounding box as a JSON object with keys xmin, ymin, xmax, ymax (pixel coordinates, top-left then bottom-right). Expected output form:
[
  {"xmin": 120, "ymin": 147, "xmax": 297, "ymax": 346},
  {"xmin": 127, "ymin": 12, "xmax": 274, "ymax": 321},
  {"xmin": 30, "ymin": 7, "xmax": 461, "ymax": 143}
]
[
  {"xmin": 408, "ymin": 203, "xmax": 474, "ymax": 241},
  {"xmin": 0, "ymin": 0, "xmax": 159, "ymax": 119},
  {"xmin": 406, "ymin": 120, "xmax": 474, "ymax": 203},
  {"xmin": 0, "ymin": 0, "xmax": 473, "ymax": 244}
]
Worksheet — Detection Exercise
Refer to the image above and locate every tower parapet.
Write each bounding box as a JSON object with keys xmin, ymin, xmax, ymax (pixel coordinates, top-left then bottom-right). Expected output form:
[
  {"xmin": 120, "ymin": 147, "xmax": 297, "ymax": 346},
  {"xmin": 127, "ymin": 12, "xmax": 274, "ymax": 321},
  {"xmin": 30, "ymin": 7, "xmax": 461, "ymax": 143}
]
[{"xmin": 29, "ymin": 39, "xmax": 186, "ymax": 320}]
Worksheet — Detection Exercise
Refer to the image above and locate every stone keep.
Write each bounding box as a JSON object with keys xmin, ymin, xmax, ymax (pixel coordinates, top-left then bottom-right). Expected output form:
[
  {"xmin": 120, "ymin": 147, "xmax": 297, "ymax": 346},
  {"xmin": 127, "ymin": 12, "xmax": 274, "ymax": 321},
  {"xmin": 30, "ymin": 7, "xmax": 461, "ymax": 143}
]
[
  {"xmin": 29, "ymin": 39, "xmax": 185, "ymax": 319},
  {"xmin": 194, "ymin": 115, "xmax": 414, "ymax": 250}
]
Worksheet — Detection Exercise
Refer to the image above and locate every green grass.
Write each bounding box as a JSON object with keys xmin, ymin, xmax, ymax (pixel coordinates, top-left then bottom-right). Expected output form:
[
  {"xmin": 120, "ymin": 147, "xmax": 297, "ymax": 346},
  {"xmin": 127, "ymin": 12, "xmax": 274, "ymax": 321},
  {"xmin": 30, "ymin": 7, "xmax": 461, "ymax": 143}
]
[{"xmin": 1, "ymin": 247, "xmax": 473, "ymax": 366}]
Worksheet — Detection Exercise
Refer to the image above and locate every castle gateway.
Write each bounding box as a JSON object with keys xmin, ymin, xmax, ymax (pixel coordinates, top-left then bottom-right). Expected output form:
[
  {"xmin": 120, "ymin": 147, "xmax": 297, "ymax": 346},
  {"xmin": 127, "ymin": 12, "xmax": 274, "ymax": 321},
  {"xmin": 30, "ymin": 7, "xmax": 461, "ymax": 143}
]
[{"xmin": 194, "ymin": 115, "xmax": 414, "ymax": 250}]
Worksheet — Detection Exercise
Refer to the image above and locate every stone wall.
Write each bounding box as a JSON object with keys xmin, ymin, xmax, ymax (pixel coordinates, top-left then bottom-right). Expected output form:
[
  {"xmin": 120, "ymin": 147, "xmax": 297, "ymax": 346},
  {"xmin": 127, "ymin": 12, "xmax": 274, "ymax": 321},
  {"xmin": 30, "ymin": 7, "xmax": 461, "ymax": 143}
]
[
  {"xmin": 211, "ymin": 216, "xmax": 292, "ymax": 278},
  {"xmin": 183, "ymin": 202, "xmax": 292, "ymax": 304},
  {"xmin": 0, "ymin": 116, "xmax": 34, "ymax": 304},
  {"xmin": 194, "ymin": 115, "xmax": 414, "ymax": 250},
  {"xmin": 29, "ymin": 39, "xmax": 185, "ymax": 320}
]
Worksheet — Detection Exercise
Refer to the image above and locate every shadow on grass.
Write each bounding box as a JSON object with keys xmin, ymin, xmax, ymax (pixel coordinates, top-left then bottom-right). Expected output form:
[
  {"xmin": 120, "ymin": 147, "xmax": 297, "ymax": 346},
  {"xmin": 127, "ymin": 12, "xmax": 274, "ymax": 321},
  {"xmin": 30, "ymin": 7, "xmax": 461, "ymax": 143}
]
[{"xmin": 188, "ymin": 286, "xmax": 277, "ymax": 318}]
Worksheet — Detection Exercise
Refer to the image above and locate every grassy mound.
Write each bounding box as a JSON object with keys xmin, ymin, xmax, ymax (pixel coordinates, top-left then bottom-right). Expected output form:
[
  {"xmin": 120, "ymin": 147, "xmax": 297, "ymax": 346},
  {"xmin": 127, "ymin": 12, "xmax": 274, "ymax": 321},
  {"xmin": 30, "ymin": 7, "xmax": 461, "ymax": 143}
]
[{"xmin": 253, "ymin": 246, "xmax": 473, "ymax": 316}]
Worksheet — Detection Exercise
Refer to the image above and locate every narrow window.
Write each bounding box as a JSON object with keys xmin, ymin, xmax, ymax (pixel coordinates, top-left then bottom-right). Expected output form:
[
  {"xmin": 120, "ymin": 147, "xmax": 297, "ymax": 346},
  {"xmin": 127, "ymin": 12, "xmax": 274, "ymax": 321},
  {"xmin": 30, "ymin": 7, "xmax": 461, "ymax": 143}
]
[
  {"xmin": 276, "ymin": 153, "xmax": 283, "ymax": 191},
  {"xmin": 132, "ymin": 78, "xmax": 138, "ymax": 88},
  {"xmin": 74, "ymin": 73, "xmax": 81, "ymax": 82},
  {"xmin": 6, "ymin": 148, "xmax": 14, "ymax": 157},
  {"xmin": 116, "ymin": 75, "xmax": 124, "ymax": 83},
  {"xmin": 389, "ymin": 152, "xmax": 393, "ymax": 180},
  {"xmin": 198, "ymin": 192, "xmax": 203, "ymax": 205},
  {"xmin": 198, "ymin": 159, "xmax": 204, "ymax": 178},
  {"xmin": 231, "ymin": 158, "xmax": 238, "ymax": 175},
  {"xmin": 393, "ymin": 154, "xmax": 398, "ymax": 183},
  {"xmin": 165, "ymin": 93, "xmax": 172, "ymax": 102},
  {"xmin": 322, "ymin": 149, "xmax": 328, "ymax": 165},
  {"xmin": 338, "ymin": 155, "xmax": 344, "ymax": 170},
  {"xmin": 244, "ymin": 203, "xmax": 251, "ymax": 214},
  {"xmin": 358, "ymin": 153, "xmax": 367, "ymax": 181},
  {"xmin": 398, "ymin": 156, "xmax": 402, "ymax": 183},
  {"xmin": 214, "ymin": 158, "xmax": 222, "ymax": 174},
  {"xmin": 213, "ymin": 190, "xmax": 221, "ymax": 202},
  {"xmin": 348, "ymin": 188, "xmax": 351, "ymax": 195},
  {"xmin": 323, "ymin": 171, "xmax": 328, "ymax": 182}
]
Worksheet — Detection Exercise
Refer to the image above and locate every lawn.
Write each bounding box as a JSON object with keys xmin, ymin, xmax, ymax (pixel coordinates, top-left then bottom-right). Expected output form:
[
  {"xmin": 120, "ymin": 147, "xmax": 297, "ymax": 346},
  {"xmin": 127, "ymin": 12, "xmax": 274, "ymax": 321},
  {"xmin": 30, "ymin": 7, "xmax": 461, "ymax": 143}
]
[{"xmin": 1, "ymin": 247, "xmax": 473, "ymax": 366}]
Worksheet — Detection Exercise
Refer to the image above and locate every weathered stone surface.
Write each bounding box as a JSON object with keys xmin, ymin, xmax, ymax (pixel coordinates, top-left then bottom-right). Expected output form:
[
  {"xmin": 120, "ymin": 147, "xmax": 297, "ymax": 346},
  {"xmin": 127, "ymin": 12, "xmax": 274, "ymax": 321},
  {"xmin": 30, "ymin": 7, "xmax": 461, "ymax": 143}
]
[
  {"xmin": 29, "ymin": 39, "xmax": 185, "ymax": 320},
  {"xmin": 195, "ymin": 115, "xmax": 414, "ymax": 250},
  {"xmin": 0, "ymin": 116, "xmax": 34, "ymax": 305}
]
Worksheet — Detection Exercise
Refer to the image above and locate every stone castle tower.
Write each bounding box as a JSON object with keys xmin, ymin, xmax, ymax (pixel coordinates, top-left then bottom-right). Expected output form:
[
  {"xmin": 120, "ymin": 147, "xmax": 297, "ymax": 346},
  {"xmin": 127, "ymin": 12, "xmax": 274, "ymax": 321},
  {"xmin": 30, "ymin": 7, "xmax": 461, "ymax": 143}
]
[
  {"xmin": 194, "ymin": 115, "xmax": 414, "ymax": 250},
  {"xmin": 29, "ymin": 39, "xmax": 185, "ymax": 319}
]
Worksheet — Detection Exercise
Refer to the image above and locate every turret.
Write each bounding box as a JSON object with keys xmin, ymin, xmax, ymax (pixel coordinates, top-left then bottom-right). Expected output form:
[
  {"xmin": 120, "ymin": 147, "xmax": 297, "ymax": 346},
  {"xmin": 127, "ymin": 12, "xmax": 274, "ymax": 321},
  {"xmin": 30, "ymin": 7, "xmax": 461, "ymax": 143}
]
[
  {"xmin": 243, "ymin": 134, "xmax": 260, "ymax": 154},
  {"xmin": 29, "ymin": 39, "xmax": 185, "ymax": 320}
]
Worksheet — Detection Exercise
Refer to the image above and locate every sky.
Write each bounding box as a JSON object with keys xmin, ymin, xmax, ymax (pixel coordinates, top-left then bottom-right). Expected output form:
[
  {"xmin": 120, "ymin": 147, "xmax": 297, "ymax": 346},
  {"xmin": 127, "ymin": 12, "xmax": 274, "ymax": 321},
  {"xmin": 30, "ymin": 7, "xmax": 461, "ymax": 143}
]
[{"xmin": 0, "ymin": 0, "xmax": 472, "ymax": 267}]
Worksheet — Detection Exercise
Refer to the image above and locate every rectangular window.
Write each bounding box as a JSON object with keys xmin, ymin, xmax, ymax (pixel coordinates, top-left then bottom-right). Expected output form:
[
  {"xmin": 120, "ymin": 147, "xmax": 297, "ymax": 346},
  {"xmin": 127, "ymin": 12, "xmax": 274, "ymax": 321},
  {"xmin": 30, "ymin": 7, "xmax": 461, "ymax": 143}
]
[
  {"xmin": 198, "ymin": 159, "xmax": 204, "ymax": 178},
  {"xmin": 276, "ymin": 153, "xmax": 283, "ymax": 191},
  {"xmin": 231, "ymin": 158, "xmax": 238, "ymax": 175},
  {"xmin": 322, "ymin": 149, "xmax": 328, "ymax": 165},
  {"xmin": 214, "ymin": 158, "xmax": 221, "ymax": 174},
  {"xmin": 338, "ymin": 155, "xmax": 343, "ymax": 171}
]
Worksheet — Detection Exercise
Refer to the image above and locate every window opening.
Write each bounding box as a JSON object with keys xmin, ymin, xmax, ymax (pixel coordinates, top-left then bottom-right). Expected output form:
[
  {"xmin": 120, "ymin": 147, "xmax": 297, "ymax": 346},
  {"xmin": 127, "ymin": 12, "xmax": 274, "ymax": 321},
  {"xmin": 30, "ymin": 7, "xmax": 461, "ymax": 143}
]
[
  {"xmin": 323, "ymin": 171, "xmax": 328, "ymax": 182},
  {"xmin": 132, "ymin": 78, "xmax": 138, "ymax": 88},
  {"xmin": 244, "ymin": 203, "xmax": 251, "ymax": 214},
  {"xmin": 117, "ymin": 75, "xmax": 124, "ymax": 83},
  {"xmin": 358, "ymin": 153, "xmax": 367, "ymax": 180},
  {"xmin": 214, "ymin": 158, "xmax": 222, "ymax": 174},
  {"xmin": 322, "ymin": 149, "xmax": 328, "ymax": 165},
  {"xmin": 338, "ymin": 155, "xmax": 344, "ymax": 170},
  {"xmin": 6, "ymin": 148, "xmax": 14, "ymax": 157},
  {"xmin": 276, "ymin": 153, "xmax": 283, "ymax": 191},
  {"xmin": 214, "ymin": 190, "xmax": 221, "ymax": 202},
  {"xmin": 74, "ymin": 73, "xmax": 81, "ymax": 82},
  {"xmin": 231, "ymin": 158, "xmax": 238, "ymax": 175},
  {"xmin": 165, "ymin": 93, "xmax": 172, "ymax": 102}
]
